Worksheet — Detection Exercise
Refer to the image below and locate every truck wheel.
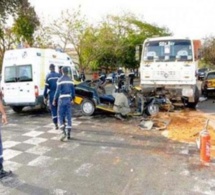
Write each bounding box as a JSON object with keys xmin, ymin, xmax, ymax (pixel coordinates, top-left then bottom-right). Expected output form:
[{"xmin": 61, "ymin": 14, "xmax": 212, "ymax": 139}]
[
  {"xmin": 81, "ymin": 99, "xmax": 95, "ymax": 116},
  {"xmin": 187, "ymin": 86, "xmax": 200, "ymax": 108},
  {"xmin": 145, "ymin": 103, "xmax": 159, "ymax": 116},
  {"xmin": 11, "ymin": 106, "xmax": 24, "ymax": 113}
]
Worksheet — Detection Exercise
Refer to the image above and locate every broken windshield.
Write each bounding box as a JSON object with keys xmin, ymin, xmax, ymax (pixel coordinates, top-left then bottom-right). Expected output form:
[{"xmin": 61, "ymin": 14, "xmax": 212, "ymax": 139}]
[{"xmin": 143, "ymin": 39, "xmax": 193, "ymax": 62}]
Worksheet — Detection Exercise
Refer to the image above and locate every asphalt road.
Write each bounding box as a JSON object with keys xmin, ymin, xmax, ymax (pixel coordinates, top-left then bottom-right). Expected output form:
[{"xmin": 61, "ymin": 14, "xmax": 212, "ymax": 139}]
[
  {"xmin": 0, "ymin": 79, "xmax": 215, "ymax": 194},
  {"xmin": 0, "ymin": 101, "xmax": 214, "ymax": 194}
]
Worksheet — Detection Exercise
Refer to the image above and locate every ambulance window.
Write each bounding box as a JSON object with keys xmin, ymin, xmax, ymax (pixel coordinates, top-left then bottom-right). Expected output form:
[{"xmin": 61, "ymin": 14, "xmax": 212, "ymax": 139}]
[
  {"xmin": 65, "ymin": 67, "xmax": 73, "ymax": 79},
  {"xmin": 73, "ymin": 69, "xmax": 80, "ymax": 81},
  {"xmin": 5, "ymin": 67, "xmax": 16, "ymax": 83},
  {"xmin": 18, "ymin": 65, "xmax": 32, "ymax": 81}
]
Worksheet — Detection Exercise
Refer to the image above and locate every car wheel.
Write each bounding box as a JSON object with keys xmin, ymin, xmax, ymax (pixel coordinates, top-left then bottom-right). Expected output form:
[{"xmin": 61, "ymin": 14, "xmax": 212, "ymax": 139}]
[
  {"xmin": 187, "ymin": 85, "xmax": 200, "ymax": 108},
  {"xmin": 201, "ymin": 89, "xmax": 208, "ymax": 97},
  {"xmin": 11, "ymin": 106, "xmax": 24, "ymax": 113},
  {"xmin": 145, "ymin": 103, "xmax": 159, "ymax": 116},
  {"xmin": 81, "ymin": 99, "xmax": 95, "ymax": 116}
]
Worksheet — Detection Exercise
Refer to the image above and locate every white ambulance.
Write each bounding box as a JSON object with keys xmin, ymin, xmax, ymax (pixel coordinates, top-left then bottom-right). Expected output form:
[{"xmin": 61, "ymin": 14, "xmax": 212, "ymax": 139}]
[{"xmin": 1, "ymin": 48, "xmax": 80, "ymax": 113}]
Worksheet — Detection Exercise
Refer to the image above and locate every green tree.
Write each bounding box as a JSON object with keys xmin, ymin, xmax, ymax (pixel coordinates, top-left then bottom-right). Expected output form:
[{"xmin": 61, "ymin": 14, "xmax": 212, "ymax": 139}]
[
  {"xmin": 0, "ymin": 23, "xmax": 16, "ymax": 70},
  {"xmin": 83, "ymin": 12, "xmax": 171, "ymax": 71},
  {"xmin": 0, "ymin": 0, "xmax": 39, "ymax": 69},
  {"xmin": 0, "ymin": 0, "xmax": 19, "ymax": 21},
  {"xmin": 33, "ymin": 23, "xmax": 53, "ymax": 48},
  {"xmin": 79, "ymin": 26, "xmax": 103, "ymax": 71},
  {"xmin": 47, "ymin": 7, "xmax": 89, "ymax": 70},
  {"xmin": 201, "ymin": 36, "xmax": 215, "ymax": 67},
  {"xmin": 12, "ymin": 0, "xmax": 40, "ymax": 46}
]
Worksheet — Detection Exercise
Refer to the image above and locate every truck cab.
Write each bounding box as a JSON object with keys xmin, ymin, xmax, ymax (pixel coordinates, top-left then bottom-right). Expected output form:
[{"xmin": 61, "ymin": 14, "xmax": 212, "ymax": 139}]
[{"xmin": 139, "ymin": 36, "xmax": 201, "ymax": 108}]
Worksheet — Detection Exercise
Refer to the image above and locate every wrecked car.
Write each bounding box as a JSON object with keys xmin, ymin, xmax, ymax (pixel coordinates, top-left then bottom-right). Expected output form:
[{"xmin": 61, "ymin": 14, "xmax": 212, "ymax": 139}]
[{"xmin": 74, "ymin": 80, "xmax": 169, "ymax": 117}]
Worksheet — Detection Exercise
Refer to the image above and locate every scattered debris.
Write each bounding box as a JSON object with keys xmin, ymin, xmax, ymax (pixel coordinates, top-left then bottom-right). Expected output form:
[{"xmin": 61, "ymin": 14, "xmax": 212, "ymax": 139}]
[
  {"xmin": 138, "ymin": 117, "xmax": 171, "ymax": 131},
  {"xmin": 199, "ymin": 96, "xmax": 208, "ymax": 102},
  {"xmin": 152, "ymin": 118, "xmax": 171, "ymax": 130},
  {"xmin": 139, "ymin": 120, "xmax": 154, "ymax": 131}
]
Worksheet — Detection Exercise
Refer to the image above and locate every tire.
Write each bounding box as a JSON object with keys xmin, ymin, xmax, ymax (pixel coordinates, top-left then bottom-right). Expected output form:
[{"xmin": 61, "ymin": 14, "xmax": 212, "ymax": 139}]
[
  {"xmin": 81, "ymin": 99, "xmax": 95, "ymax": 116},
  {"xmin": 201, "ymin": 89, "xmax": 208, "ymax": 97},
  {"xmin": 145, "ymin": 103, "xmax": 159, "ymax": 116},
  {"xmin": 187, "ymin": 86, "xmax": 200, "ymax": 108},
  {"xmin": 11, "ymin": 106, "xmax": 24, "ymax": 113}
]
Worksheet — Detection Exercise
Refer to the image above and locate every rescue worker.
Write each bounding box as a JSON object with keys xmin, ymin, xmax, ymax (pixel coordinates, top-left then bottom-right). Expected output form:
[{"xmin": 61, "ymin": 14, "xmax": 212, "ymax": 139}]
[
  {"xmin": 0, "ymin": 94, "xmax": 12, "ymax": 179},
  {"xmin": 53, "ymin": 66, "xmax": 75, "ymax": 141},
  {"xmin": 112, "ymin": 71, "xmax": 116, "ymax": 84},
  {"xmin": 80, "ymin": 70, "xmax": 86, "ymax": 82},
  {"xmin": 43, "ymin": 64, "xmax": 61, "ymax": 129},
  {"xmin": 128, "ymin": 70, "xmax": 135, "ymax": 86},
  {"xmin": 112, "ymin": 86, "xmax": 131, "ymax": 120},
  {"xmin": 59, "ymin": 66, "xmax": 63, "ymax": 76}
]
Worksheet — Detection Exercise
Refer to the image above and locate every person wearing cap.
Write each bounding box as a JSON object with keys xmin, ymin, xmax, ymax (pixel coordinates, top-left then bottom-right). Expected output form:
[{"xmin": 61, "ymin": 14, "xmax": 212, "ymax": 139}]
[
  {"xmin": 43, "ymin": 64, "xmax": 61, "ymax": 129},
  {"xmin": 53, "ymin": 66, "xmax": 75, "ymax": 141}
]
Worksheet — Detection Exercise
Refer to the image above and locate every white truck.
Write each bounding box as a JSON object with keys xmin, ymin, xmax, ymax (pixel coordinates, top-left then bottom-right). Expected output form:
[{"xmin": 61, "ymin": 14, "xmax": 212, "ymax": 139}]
[
  {"xmin": 139, "ymin": 36, "xmax": 201, "ymax": 108},
  {"xmin": 1, "ymin": 48, "xmax": 80, "ymax": 113}
]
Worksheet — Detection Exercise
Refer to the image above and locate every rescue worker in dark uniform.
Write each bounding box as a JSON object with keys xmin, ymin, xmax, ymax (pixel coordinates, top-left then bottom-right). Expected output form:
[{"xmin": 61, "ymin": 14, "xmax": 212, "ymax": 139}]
[
  {"xmin": 53, "ymin": 66, "xmax": 75, "ymax": 141},
  {"xmin": 59, "ymin": 66, "xmax": 63, "ymax": 76},
  {"xmin": 43, "ymin": 64, "xmax": 61, "ymax": 129},
  {"xmin": 128, "ymin": 70, "xmax": 135, "ymax": 86},
  {"xmin": 80, "ymin": 70, "xmax": 86, "ymax": 81},
  {"xmin": 0, "ymin": 94, "xmax": 12, "ymax": 179}
]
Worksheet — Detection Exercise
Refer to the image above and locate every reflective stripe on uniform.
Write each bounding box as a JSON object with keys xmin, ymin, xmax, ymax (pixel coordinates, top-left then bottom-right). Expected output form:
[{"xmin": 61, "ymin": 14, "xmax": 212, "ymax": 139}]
[
  {"xmin": 58, "ymin": 81, "xmax": 74, "ymax": 85},
  {"xmin": 60, "ymin": 94, "xmax": 71, "ymax": 98},
  {"xmin": 48, "ymin": 77, "xmax": 59, "ymax": 81},
  {"xmin": 66, "ymin": 126, "xmax": 71, "ymax": 129}
]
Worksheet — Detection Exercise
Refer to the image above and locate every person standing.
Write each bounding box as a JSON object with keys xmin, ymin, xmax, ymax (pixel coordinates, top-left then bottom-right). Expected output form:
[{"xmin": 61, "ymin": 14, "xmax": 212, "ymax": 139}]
[
  {"xmin": 43, "ymin": 64, "xmax": 61, "ymax": 130},
  {"xmin": 128, "ymin": 70, "xmax": 135, "ymax": 86},
  {"xmin": 59, "ymin": 66, "xmax": 63, "ymax": 76},
  {"xmin": 53, "ymin": 66, "xmax": 76, "ymax": 141},
  {"xmin": 80, "ymin": 70, "xmax": 86, "ymax": 82},
  {"xmin": 112, "ymin": 71, "xmax": 116, "ymax": 84},
  {"xmin": 0, "ymin": 96, "xmax": 12, "ymax": 179}
]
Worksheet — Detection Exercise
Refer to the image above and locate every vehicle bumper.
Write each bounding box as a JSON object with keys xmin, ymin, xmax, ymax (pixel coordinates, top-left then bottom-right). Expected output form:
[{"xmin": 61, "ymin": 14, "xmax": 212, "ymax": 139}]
[{"xmin": 3, "ymin": 96, "xmax": 43, "ymax": 107}]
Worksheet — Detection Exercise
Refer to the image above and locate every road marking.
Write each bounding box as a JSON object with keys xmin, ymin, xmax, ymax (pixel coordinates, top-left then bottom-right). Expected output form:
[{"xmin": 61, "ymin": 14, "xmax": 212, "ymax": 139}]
[
  {"xmin": 75, "ymin": 163, "xmax": 93, "ymax": 177},
  {"xmin": 23, "ymin": 137, "xmax": 47, "ymax": 145}
]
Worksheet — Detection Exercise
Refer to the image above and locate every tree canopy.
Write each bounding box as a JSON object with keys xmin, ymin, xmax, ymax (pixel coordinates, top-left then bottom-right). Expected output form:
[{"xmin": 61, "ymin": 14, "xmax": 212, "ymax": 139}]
[
  {"xmin": 0, "ymin": 0, "xmax": 18, "ymax": 21},
  {"xmin": 12, "ymin": 0, "xmax": 40, "ymax": 46},
  {"xmin": 81, "ymin": 13, "xmax": 171, "ymax": 71},
  {"xmin": 0, "ymin": 5, "xmax": 172, "ymax": 72},
  {"xmin": 201, "ymin": 36, "xmax": 215, "ymax": 67},
  {"xmin": 33, "ymin": 7, "xmax": 171, "ymax": 72},
  {"xmin": 0, "ymin": 0, "xmax": 39, "ymax": 69}
]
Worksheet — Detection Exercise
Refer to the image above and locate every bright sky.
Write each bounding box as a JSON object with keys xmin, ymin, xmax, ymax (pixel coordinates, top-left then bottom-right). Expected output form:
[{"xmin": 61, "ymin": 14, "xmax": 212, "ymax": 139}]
[{"xmin": 29, "ymin": 0, "xmax": 214, "ymax": 40}]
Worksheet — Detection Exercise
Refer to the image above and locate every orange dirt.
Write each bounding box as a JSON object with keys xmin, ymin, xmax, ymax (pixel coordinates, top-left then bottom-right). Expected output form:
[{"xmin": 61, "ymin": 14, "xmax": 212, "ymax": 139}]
[{"xmin": 156, "ymin": 110, "xmax": 215, "ymax": 157}]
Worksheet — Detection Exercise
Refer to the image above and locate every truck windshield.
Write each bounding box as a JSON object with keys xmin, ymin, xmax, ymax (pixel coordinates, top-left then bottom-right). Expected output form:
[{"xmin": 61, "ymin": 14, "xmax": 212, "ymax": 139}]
[
  {"xmin": 4, "ymin": 64, "xmax": 33, "ymax": 83},
  {"xmin": 143, "ymin": 40, "xmax": 193, "ymax": 62}
]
